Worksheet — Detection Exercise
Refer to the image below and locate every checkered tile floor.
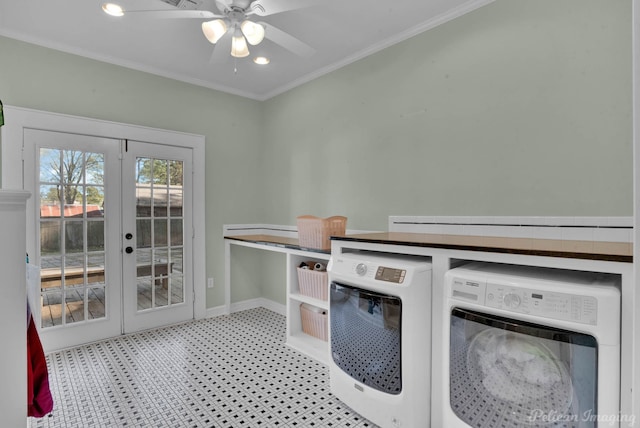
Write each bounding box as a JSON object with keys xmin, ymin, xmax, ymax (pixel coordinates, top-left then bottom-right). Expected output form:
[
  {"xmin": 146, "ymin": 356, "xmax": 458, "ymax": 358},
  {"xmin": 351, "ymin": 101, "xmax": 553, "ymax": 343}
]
[{"xmin": 30, "ymin": 308, "xmax": 377, "ymax": 428}]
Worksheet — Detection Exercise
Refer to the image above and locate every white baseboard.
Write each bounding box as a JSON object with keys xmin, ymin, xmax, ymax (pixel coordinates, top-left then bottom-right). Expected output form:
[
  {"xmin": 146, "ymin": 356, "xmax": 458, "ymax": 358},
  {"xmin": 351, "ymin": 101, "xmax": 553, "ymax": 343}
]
[{"xmin": 205, "ymin": 298, "xmax": 286, "ymax": 318}]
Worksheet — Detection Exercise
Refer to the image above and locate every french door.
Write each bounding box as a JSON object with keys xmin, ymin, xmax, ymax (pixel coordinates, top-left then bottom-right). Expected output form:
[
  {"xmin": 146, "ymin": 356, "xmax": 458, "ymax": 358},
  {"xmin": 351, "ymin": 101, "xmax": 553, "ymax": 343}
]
[
  {"xmin": 26, "ymin": 129, "xmax": 193, "ymax": 350},
  {"xmin": 122, "ymin": 140, "xmax": 193, "ymax": 333}
]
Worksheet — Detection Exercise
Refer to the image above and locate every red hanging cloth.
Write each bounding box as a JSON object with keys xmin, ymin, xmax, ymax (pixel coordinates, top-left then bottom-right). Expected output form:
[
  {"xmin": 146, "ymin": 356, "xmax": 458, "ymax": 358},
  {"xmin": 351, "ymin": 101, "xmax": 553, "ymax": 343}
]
[{"xmin": 27, "ymin": 313, "xmax": 53, "ymax": 417}]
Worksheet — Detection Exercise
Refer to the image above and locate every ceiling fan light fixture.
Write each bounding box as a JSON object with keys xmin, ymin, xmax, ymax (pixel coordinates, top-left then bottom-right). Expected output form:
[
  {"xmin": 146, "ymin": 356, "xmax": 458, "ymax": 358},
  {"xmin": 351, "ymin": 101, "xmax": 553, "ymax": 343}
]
[
  {"xmin": 231, "ymin": 34, "xmax": 250, "ymax": 58},
  {"xmin": 202, "ymin": 19, "xmax": 227, "ymax": 44},
  {"xmin": 240, "ymin": 20, "xmax": 265, "ymax": 46},
  {"xmin": 102, "ymin": 3, "xmax": 124, "ymax": 17}
]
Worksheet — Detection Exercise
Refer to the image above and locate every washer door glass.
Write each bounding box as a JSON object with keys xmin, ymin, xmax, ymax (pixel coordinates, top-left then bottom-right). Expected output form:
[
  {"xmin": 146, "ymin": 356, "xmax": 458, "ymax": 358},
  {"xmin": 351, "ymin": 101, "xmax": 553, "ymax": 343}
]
[
  {"xmin": 450, "ymin": 308, "xmax": 598, "ymax": 428},
  {"xmin": 330, "ymin": 282, "xmax": 402, "ymax": 394}
]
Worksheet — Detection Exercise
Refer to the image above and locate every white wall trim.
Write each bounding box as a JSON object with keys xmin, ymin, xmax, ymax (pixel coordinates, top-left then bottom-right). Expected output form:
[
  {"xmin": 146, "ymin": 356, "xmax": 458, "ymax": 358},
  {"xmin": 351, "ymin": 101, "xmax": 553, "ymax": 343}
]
[
  {"xmin": 223, "ymin": 223, "xmax": 299, "ymax": 238},
  {"xmin": 223, "ymin": 223, "xmax": 378, "ymax": 238},
  {"xmin": 389, "ymin": 216, "xmax": 633, "ymax": 243}
]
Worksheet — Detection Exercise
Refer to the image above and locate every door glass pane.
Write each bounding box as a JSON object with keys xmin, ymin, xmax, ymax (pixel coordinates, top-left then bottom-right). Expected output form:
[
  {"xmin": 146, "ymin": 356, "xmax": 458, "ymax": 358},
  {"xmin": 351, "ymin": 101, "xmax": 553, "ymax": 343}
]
[
  {"xmin": 136, "ymin": 248, "xmax": 153, "ymax": 310},
  {"xmin": 134, "ymin": 156, "xmax": 185, "ymax": 312},
  {"xmin": 137, "ymin": 219, "xmax": 152, "ymax": 248},
  {"xmin": 65, "ymin": 221, "xmax": 84, "ymax": 253},
  {"xmin": 64, "ymin": 253, "xmax": 85, "ymax": 288},
  {"xmin": 87, "ymin": 220, "xmax": 105, "ymax": 251},
  {"xmin": 153, "ymin": 189, "xmax": 168, "ymax": 217},
  {"xmin": 86, "ymin": 154, "xmax": 104, "ymax": 185},
  {"xmin": 66, "ymin": 289, "xmax": 85, "ymax": 323},
  {"xmin": 154, "ymin": 248, "xmax": 169, "ymax": 308},
  {"xmin": 42, "ymin": 291, "xmax": 62, "ymax": 328},
  {"xmin": 170, "ymin": 219, "xmax": 183, "ymax": 246},
  {"xmin": 154, "ymin": 219, "xmax": 168, "ymax": 246},
  {"xmin": 39, "ymin": 148, "xmax": 107, "ymax": 328},
  {"xmin": 170, "ymin": 247, "xmax": 184, "ymax": 304},
  {"xmin": 169, "ymin": 160, "xmax": 183, "ymax": 217},
  {"xmin": 88, "ymin": 287, "xmax": 106, "ymax": 320}
]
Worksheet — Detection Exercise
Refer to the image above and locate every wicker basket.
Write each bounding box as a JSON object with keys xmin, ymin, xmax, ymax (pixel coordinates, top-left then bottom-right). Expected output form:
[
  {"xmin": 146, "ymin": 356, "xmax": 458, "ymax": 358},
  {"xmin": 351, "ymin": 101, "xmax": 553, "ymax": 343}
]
[
  {"xmin": 300, "ymin": 303, "xmax": 328, "ymax": 341},
  {"xmin": 297, "ymin": 267, "xmax": 328, "ymax": 301},
  {"xmin": 297, "ymin": 215, "xmax": 347, "ymax": 250}
]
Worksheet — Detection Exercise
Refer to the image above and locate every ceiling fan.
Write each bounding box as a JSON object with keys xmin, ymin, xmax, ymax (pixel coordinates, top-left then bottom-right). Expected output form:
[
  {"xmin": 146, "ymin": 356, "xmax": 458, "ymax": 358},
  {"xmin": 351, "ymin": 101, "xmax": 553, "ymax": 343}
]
[{"xmin": 101, "ymin": 0, "xmax": 318, "ymax": 62}]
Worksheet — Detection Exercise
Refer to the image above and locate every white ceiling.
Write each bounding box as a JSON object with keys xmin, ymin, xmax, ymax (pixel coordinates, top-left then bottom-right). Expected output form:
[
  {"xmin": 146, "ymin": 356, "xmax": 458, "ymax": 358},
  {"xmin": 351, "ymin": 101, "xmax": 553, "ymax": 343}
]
[{"xmin": 0, "ymin": 0, "xmax": 494, "ymax": 100}]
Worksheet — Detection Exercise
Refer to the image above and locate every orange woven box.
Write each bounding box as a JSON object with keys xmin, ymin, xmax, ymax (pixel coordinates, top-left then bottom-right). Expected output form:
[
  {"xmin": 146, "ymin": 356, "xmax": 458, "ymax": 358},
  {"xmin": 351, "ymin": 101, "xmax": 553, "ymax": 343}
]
[
  {"xmin": 300, "ymin": 303, "xmax": 328, "ymax": 342},
  {"xmin": 296, "ymin": 215, "xmax": 347, "ymax": 250},
  {"xmin": 297, "ymin": 267, "xmax": 328, "ymax": 301}
]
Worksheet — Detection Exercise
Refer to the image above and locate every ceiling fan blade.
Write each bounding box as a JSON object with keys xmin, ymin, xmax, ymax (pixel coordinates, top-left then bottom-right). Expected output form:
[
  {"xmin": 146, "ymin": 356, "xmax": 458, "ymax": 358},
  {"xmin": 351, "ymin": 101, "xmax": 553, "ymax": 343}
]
[
  {"xmin": 123, "ymin": 9, "xmax": 221, "ymax": 19},
  {"xmin": 248, "ymin": 0, "xmax": 321, "ymax": 17},
  {"xmin": 209, "ymin": 31, "xmax": 233, "ymax": 63},
  {"xmin": 260, "ymin": 22, "xmax": 315, "ymax": 57}
]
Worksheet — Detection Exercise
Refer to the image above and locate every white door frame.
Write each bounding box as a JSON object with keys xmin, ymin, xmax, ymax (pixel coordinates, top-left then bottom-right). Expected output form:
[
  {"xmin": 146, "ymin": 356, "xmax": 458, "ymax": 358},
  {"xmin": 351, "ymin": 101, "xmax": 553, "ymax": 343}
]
[{"xmin": 1, "ymin": 105, "xmax": 206, "ymax": 351}]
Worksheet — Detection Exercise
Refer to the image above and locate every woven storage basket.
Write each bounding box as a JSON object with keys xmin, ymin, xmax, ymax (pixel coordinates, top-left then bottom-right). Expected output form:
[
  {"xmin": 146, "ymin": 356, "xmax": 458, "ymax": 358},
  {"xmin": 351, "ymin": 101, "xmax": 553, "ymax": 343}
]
[
  {"xmin": 297, "ymin": 215, "xmax": 347, "ymax": 250},
  {"xmin": 297, "ymin": 267, "xmax": 328, "ymax": 301},
  {"xmin": 300, "ymin": 303, "xmax": 328, "ymax": 341}
]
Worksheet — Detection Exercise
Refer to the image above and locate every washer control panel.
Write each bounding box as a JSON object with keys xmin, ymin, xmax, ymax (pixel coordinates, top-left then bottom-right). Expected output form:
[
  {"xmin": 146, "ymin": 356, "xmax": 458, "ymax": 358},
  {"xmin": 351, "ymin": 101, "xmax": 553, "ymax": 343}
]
[
  {"xmin": 351, "ymin": 262, "xmax": 406, "ymax": 283},
  {"xmin": 374, "ymin": 266, "xmax": 406, "ymax": 284},
  {"xmin": 329, "ymin": 253, "xmax": 431, "ymax": 287},
  {"xmin": 450, "ymin": 277, "xmax": 598, "ymax": 325}
]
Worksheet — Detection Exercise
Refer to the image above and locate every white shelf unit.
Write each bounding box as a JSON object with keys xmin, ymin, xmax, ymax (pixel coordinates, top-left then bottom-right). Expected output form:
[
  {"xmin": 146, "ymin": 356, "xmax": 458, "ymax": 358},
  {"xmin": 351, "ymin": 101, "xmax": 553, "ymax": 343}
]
[{"xmin": 286, "ymin": 251, "xmax": 330, "ymax": 365}]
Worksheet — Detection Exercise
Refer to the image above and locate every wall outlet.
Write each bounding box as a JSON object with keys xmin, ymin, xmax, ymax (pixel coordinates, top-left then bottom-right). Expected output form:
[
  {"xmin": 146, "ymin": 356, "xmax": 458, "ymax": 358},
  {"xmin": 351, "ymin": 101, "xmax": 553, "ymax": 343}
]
[{"xmin": 207, "ymin": 277, "xmax": 214, "ymax": 288}]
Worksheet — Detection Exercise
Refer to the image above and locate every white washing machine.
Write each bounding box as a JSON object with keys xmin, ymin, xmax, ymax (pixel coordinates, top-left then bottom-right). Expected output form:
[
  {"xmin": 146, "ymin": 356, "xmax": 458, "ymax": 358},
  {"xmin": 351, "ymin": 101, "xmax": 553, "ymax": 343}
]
[
  {"xmin": 328, "ymin": 251, "xmax": 432, "ymax": 428},
  {"xmin": 440, "ymin": 262, "xmax": 621, "ymax": 428}
]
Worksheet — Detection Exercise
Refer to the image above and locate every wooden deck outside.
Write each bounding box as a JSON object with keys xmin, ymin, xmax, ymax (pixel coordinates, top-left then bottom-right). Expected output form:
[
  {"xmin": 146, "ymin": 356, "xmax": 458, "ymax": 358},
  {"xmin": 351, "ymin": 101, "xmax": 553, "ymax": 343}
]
[
  {"xmin": 40, "ymin": 260, "xmax": 174, "ymax": 289},
  {"xmin": 40, "ymin": 275, "xmax": 184, "ymax": 328}
]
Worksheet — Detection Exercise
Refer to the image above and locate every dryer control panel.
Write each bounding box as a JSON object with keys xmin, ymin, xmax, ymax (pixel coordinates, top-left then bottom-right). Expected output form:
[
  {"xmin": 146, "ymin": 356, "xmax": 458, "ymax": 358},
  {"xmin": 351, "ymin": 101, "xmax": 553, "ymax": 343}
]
[
  {"xmin": 450, "ymin": 277, "xmax": 598, "ymax": 325},
  {"xmin": 484, "ymin": 282, "xmax": 598, "ymax": 325}
]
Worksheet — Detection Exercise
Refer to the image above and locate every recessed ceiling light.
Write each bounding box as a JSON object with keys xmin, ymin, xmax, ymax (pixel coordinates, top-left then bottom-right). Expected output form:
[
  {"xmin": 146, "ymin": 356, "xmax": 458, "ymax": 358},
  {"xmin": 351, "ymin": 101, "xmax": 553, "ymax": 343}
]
[
  {"xmin": 102, "ymin": 3, "xmax": 124, "ymax": 17},
  {"xmin": 253, "ymin": 56, "xmax": 270, "ymax": 65}
]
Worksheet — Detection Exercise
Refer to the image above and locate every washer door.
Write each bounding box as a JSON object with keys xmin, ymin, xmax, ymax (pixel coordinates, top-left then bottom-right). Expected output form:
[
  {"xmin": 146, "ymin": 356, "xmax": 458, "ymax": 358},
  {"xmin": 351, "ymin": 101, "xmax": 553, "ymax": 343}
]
[
  {"xmin": 449, "ymin": 308, "xmax": 598, "ymax": 428},
  {"xmin": 330, "ymin": 282, "xmax": 402, "ymax": 394}
]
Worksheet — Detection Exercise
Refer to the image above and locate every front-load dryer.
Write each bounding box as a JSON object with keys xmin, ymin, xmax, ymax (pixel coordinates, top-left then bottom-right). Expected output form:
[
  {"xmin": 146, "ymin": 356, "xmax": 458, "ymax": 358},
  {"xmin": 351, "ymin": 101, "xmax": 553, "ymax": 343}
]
[
  {"xmin": 440, "ymin": 262, "xmax": 621, "ymax": 428},
  {"xmin": 328, "ymin": 251, "xmax": 432, "ymax": 428}
]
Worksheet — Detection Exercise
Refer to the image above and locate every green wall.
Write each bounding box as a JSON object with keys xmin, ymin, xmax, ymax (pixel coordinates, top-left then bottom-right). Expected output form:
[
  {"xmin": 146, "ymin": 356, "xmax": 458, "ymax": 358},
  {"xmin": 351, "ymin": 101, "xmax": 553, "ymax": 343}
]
[
  {"xmin": 0, "ymin": 0, "xmax": 633, "ymax": 309},
  {"xmin": 0, "ymin": 36, "xmax": 266, "ymax": 309},
  {"xmin": 263, "ymin": 0, "xmax": 632, "ymax": 232}
]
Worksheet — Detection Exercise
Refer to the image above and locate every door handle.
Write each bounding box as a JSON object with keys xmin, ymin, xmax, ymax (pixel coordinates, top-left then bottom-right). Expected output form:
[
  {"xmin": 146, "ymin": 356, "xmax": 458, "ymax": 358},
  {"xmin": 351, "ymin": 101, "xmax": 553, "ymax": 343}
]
[{"xmin": 125, "ymin": 246, "xmax": 134, "ymax": 254}]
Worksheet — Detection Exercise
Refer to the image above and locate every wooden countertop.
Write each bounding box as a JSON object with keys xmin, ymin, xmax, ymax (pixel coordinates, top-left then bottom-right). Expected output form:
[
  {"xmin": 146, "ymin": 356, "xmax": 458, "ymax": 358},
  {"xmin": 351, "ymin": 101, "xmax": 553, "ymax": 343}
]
[
  {"xmin": 225, "ymin": 232, "xmax": 632, "ymax": 262},
  {"xmin": 331, "ymin": 232, "xmax": 633, "ymax": 263}
]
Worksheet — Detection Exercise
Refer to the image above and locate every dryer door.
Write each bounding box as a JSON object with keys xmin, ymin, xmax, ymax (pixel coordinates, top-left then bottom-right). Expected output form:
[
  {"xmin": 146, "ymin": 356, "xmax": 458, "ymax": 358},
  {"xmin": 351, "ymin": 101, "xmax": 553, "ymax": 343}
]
[
  {"xmin": 449, "ymin": 308, "xmax": 598, "ymax": 428},
  {"xmin": 330, "ymin": 282, "xmax": 402, "ymax": 395}
]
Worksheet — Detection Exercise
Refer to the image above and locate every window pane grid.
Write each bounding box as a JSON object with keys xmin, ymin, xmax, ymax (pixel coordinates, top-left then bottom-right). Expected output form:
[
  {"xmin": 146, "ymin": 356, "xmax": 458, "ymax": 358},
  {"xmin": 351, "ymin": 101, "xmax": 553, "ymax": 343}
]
[
  {"xmin": 135, "ymin": 157, "xmax": 184, "ymax": 311},
  {"xmin": 39, "ymin": 148, "xmax": 106, "ymax": 328}
]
